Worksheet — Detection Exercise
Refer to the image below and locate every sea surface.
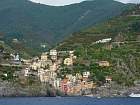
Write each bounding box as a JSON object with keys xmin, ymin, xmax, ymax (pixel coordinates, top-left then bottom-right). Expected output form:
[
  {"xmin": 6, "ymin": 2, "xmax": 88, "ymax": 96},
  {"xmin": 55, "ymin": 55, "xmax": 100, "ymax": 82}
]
[{"xmin": 0, "ymin": 97, "xmax": 140, "ymax": 105}]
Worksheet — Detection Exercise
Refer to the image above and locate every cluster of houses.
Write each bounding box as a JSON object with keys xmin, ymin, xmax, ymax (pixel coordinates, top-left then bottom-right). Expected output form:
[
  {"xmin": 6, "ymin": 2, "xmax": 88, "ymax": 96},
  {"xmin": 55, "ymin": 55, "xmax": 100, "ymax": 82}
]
[
  {"xmin": 22, "ymin": 49, "xmax": 85, "ymax": 94},
  {"xmin": 22, "ymin": 49, "xmax": 112, "ymax": 95},
  {"xmin": 0, "ymin": 41, "xmax": 112, "ymax": 95}
]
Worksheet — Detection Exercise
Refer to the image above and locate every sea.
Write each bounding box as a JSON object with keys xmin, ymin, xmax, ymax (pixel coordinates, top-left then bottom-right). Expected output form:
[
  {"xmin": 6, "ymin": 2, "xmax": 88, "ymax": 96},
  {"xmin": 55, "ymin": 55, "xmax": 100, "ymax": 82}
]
[{"xmin": 0, "ymin": 97, "xmax": 140, "ymax": 105}]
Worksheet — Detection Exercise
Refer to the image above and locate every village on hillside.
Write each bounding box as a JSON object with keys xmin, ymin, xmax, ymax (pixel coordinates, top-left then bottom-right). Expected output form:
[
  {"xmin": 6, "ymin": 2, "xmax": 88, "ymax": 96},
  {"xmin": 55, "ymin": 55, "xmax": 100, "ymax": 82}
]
[
  {"xmin": 1, "ymin": 31, "xmax": 140, "ymax": 97},
  {"xmin": 0, "ymin": 38, "xmax": 114, "ymax": 96}
]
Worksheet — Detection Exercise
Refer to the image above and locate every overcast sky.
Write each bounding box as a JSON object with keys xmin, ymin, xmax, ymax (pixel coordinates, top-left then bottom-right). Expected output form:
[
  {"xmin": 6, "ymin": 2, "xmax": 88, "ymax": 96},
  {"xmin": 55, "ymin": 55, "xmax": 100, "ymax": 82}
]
[{"xmin": 29, "ymin": 0, "xmax": 140, "ymax": 6}]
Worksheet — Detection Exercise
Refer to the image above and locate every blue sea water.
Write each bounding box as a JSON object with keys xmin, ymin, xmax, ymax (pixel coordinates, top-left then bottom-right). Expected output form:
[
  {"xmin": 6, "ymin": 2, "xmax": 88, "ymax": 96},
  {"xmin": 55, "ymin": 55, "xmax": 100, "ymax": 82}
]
[{"xmin": 0, "ymin": 97, "xmax": 140, "ymax": 105}]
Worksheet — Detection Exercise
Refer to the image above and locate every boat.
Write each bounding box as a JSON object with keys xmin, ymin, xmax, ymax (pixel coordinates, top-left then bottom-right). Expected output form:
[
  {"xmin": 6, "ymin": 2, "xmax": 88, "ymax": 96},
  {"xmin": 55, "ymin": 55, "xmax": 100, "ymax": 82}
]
[
  {"xmin": 84, "ymin": 95, "xmax": 101, "ymax": 99},
  {"xmin": 129, "ymin": 93, "xmax": 140, "ymax": 97},
  {"xmin": 84, "ymin": 94, "xmax": 94, "ymax": 97},
  {"xmin": 56, "ymin": 96, "xmax": 62, "ymax": 98},
  {"xmin": 97, "ymin": 96, "xmax": 101, "ymax": 99}
]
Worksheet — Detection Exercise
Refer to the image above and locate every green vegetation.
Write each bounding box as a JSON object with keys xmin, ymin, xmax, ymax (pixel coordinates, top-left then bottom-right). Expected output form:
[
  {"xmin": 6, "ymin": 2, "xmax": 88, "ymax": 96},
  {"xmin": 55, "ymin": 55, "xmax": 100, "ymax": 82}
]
[
  {"xmin": 0, "ymin": 0, "xmax": 131, "ymax": 55},
  {"xmin": 0, "ymin": 66, "xmax": 21, "ymax": 81},
  {"xmin": 0, "ymin": 41, "xmax": 32, "ymax": 59},
  {"xmin": 58, "ymin": 5, "xmax": 140, "ymax": 86}
]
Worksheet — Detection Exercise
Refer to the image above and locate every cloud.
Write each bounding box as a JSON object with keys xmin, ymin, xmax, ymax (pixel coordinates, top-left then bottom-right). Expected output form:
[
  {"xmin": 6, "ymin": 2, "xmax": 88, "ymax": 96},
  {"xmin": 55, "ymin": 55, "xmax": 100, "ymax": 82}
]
[
  {"xmin": 116, "ymin": 0, "xmax": 140, "ymax": 3},
  {"xmin": 29, "ymin": 0, "xmax": 85, "ymax": 6},
  {"xmin": 29, "ymin": 0, "xmax": 140, "ymax": 6}
]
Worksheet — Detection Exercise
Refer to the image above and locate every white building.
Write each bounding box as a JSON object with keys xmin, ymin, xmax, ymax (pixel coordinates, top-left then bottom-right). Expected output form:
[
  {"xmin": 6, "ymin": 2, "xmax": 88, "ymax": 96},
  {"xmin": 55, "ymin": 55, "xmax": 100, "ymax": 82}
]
[
  {"xmin": 69, "ymin": 51, "xmax": 74, "ymax": 57},
  {"xmin": 83, "ymin": 71, "xmax": 90, "ymax": 78},
  {"xmin": 12, "ymin": 38, "xmax": 19, "ymax": 43},
  {"xmin": 14, "ymin": 53, "xmax": 20, "ymax": 61},
  {"xmin": 38, "ymin": 68, "xmax": 48, "ymax": 82},
  {"xmin": 53, "ymin": 78, "xmax": 61, "ymax": 89},
  {"xmin": 95, "ymin": 38, "xmax": 112, "ymax": 44},
  {"xmin": 24, "ymin": 68, "xmax": 29, "ymax": 76},
  {"xmin": 50, "ymin": 49, "xmax": 57, "ymax": 56},
  {"xmin": 50, "ymin": 49, "xmax": 57, "ymax": 60}
]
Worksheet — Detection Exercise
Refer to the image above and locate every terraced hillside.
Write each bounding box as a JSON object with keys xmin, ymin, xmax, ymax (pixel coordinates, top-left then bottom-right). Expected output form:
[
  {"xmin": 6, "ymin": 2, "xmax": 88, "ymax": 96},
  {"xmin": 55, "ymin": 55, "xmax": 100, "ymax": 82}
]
[{"xmin": 58, "ymin": 5, "xmax": 140, "ymax": 86}]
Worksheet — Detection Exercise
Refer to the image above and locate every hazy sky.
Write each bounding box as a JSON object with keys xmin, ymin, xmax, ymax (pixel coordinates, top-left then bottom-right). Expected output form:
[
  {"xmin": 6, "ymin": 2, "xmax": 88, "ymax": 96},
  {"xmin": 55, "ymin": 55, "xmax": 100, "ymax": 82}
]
[{"xmin": 29, "ymin": 0, "xmax": 140, "ymax": 6}]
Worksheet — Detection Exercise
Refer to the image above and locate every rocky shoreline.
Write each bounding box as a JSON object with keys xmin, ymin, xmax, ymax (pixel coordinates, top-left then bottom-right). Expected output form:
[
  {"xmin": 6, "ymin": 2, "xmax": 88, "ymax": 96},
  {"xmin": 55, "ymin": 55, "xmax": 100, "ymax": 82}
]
[
  {"xmin": 0, "ymin": 81, "xmax": 140, "ymax": 97},
  {"xmin": 85, "ymin": 82, "xmax": 140, "ymax": 98},
  {"xmin": 0, "ymin": 81, "xmax": 63, "ymax": 97}
]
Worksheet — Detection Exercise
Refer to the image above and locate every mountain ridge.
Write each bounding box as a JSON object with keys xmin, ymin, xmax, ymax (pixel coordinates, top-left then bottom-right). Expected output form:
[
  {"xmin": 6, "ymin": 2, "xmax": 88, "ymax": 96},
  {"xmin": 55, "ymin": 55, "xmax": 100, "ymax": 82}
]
[{"xmin": 0, "ymin": 0, "xmax": 132, "ymax": 55}]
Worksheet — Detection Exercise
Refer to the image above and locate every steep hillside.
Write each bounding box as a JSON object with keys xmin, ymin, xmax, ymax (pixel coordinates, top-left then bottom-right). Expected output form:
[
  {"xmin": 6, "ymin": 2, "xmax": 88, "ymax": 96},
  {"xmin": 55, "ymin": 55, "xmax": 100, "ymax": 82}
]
[
  {"xmin": 0, "ymin": 0, "xmax": 130, "ymax": 52},
  {"xmin": 58, "ymin": 4, "xmax": 140, "ymax": 48},
  {"xmin": 58, "ymin": 5, "xmax": 140, "ymax": 86}
]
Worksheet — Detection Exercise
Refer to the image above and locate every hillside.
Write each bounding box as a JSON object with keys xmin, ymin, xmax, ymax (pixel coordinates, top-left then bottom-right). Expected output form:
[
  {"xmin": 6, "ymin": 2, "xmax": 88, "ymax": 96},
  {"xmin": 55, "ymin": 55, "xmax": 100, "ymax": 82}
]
[
  {"xmin": 0, "ymin": 0, "xmax": 131, "ymax": 53},
  {"xmin": 58, "ymin": 4, "xmax": 140, "ymax": 48},
  {"xmin": 58, "ymin": 5, "xmax": 140, "ymax": 86}
]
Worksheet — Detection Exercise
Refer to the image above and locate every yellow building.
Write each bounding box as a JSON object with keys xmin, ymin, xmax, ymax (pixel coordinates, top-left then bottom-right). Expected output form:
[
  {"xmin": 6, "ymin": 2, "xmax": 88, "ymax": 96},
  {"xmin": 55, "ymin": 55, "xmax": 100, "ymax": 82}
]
[
  {"xmin": 41, "ymin": 52, "xmax": 48, "ymax": 61},
  {"xmin": 99, "ymin": 61, "xmax": 110, "ymax": 67},
  {"xmin": 64, "ymin": 58, "xmax": 73, "ymax": 66},
  {"xmin": 30, "ymin": 62, "xmax": 41, "ymax": 70}
]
